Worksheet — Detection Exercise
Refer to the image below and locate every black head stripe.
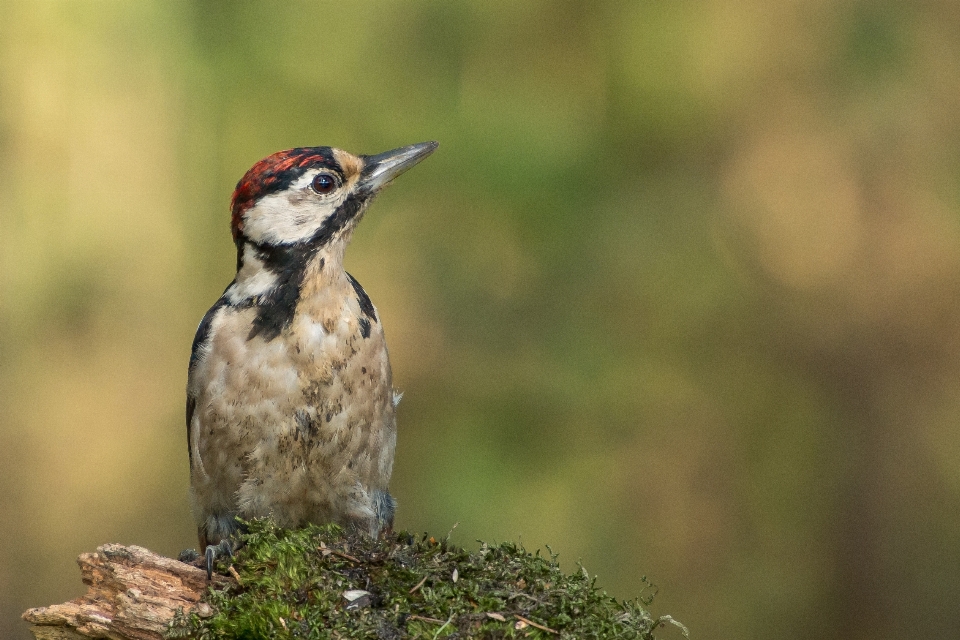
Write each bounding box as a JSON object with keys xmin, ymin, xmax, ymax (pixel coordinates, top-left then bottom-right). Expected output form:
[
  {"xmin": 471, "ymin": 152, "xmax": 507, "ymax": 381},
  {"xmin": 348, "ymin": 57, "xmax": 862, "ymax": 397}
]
[{"xmin": 307, "ymin": 192, "xmax": 365, "ymax": 247}]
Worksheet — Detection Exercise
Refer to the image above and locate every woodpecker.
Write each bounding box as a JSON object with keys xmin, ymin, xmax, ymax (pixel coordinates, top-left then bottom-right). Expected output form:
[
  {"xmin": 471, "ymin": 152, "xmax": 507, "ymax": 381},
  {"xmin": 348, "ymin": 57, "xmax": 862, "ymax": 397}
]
[{"xmin": 186, "ymin": 142, "xmax": 437, "ymax": 573}]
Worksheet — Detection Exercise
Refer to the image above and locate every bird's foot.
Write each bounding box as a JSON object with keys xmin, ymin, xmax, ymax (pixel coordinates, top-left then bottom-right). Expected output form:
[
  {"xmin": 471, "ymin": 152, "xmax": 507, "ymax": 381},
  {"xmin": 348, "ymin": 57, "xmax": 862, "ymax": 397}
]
[{"xmin": 204, "ymin": 539, "xmax": 235, "ymax": 579}]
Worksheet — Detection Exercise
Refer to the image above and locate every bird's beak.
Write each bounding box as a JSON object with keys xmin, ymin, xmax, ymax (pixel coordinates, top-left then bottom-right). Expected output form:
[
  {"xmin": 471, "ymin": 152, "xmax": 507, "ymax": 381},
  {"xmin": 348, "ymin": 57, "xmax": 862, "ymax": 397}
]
[{"xmin": 360, "ymin": 141, "xmax": 438, "ymax": 194}]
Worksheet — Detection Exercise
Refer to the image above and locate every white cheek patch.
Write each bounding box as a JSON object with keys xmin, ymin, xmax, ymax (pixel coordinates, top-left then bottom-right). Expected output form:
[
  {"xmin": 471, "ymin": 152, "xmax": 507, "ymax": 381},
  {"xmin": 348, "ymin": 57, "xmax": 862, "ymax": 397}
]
[
  {"xmin": 244, "ymin": 196, "xmax": 336, "ymax": 244},
  {"xmin": 242, "ymin": 172, "xmax": 348, "ymax": 245}
]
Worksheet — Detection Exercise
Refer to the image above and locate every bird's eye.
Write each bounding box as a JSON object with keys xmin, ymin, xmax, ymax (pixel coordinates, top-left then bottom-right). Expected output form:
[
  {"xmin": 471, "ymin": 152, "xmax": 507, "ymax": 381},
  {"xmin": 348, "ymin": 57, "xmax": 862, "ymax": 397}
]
[{"xmin": 311, "ymin": 173, "xmax": 338, "ymax": 194}]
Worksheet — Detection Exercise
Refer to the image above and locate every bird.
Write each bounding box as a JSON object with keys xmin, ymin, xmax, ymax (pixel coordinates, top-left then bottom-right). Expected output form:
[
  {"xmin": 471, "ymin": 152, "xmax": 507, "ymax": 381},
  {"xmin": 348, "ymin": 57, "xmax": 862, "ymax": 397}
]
[{"xmin": 185, "ymin": 141, "xmax": 437, "ymax": 575}]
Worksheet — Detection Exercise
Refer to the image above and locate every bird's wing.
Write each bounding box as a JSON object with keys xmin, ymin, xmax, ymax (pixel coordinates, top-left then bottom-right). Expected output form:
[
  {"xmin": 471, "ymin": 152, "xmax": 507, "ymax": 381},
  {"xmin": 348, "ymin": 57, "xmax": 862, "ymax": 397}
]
[{"xmin": 186, "ymin": 289, "xmax": 231, "ymax": 464}]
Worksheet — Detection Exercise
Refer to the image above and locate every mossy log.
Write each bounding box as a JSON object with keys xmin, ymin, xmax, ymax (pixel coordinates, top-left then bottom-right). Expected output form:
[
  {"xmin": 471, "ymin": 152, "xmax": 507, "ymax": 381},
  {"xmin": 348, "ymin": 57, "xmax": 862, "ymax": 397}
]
[
  {"xmin": 22, "ymin": 544, "xmax": 226, "ymax": 640},
  {"xmin": 23, "ymin": 521, "xmax": 685, "ymax": 639}
]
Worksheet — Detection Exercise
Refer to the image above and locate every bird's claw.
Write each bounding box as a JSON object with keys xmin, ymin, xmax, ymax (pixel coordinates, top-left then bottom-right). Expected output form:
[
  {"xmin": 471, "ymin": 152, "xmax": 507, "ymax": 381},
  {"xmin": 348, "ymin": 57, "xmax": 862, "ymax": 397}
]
[
  {"xmin": 204, "ymin": 545, "xmax": 215, "ymax": 579},
  {"xmin": 204, "ymin": 539, "xmax": 235, "ymax": 579}
]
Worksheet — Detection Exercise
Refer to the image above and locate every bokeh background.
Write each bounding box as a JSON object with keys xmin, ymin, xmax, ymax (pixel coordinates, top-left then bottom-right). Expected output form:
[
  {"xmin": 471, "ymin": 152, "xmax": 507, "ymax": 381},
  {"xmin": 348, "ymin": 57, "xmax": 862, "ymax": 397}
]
[{"xmin": 3, "ymin": 1, "xmax": 960, "ymax": 638}]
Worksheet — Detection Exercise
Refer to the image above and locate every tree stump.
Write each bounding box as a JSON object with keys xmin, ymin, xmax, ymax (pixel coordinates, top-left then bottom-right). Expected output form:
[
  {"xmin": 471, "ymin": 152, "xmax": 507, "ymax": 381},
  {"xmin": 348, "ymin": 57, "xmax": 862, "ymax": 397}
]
[{"xmin": 22, "ymin": 544, "xmax": 226, "ymax": 640}]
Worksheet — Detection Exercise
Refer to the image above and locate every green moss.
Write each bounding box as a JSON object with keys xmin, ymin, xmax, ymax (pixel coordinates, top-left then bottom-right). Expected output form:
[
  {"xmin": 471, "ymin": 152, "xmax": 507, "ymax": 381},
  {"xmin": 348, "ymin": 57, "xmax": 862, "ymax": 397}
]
[{"xmin": 167, "ymin": 519, "xmax": 686, "ymax": 639}]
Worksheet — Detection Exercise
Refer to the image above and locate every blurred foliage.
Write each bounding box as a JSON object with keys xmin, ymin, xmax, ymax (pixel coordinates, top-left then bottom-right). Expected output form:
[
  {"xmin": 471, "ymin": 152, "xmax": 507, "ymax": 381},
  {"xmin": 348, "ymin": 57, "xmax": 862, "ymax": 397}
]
[{"xmin": 3, "ymin": 1, "xmax": 960, "ymax": 639}]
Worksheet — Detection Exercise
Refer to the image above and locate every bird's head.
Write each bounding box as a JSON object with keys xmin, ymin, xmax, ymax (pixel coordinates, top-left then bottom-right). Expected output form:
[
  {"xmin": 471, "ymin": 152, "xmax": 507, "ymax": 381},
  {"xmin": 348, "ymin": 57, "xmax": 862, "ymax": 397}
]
[{"xmin": 229, "ymin": 142, "xmax": 438, "ymax": 255}]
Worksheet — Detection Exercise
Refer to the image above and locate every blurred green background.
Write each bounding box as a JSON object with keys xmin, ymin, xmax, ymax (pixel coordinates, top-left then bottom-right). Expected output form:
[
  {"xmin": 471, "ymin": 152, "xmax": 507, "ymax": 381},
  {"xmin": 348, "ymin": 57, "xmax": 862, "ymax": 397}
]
[{"xmin": 3, "ymin": 1, "xmax": 960, "ymax": 638}]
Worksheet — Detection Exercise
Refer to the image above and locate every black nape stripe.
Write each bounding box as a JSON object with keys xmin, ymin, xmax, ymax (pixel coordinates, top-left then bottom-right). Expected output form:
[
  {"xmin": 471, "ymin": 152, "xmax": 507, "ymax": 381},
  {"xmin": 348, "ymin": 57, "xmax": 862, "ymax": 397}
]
[{"xmin": 346, "ymin": 273, "xmax": 377, "ymax": 321}]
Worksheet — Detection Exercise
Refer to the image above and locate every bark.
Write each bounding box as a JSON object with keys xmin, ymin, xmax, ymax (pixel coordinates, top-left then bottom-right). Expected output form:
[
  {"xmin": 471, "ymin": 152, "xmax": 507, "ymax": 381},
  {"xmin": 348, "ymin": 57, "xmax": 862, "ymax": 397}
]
[{"xmin": 22, "ymin": 544, "xmax": 227, "ymax": 640}]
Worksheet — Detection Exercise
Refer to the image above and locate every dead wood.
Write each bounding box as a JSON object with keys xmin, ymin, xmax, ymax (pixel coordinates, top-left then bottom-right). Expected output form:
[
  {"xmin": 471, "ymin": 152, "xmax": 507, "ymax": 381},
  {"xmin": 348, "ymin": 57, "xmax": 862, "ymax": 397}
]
[{"xmin": 22, "ymin": 544, "xmax": 226, "ymax": 640}]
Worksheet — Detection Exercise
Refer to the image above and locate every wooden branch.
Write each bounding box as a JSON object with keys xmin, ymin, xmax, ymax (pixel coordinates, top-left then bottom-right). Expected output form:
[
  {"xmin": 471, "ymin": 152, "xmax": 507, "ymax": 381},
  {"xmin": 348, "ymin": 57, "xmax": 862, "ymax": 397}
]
[{"xmin": 22, "ymin": 544, "xmax": 227, "ymax": 640}]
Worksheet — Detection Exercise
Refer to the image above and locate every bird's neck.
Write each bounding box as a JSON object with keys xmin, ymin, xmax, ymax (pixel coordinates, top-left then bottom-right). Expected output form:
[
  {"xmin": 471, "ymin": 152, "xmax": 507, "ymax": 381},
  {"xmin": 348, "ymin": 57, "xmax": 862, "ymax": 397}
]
[
  {"xmin": 299, "ymin": 244, "xmax": 350, "ymax": 299},
  {"xmin": 229, "ymin": 240, "xmax": 349, "ymax": 307},
  {"xmin": 227, "ymin": 240, "xmax": 353, "ymax": 342}
]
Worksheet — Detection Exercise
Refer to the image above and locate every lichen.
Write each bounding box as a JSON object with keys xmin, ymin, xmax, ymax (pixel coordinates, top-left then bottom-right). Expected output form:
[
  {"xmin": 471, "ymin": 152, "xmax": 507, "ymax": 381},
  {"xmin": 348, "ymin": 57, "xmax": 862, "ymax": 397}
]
[{"xmin": 167, "ymin": 519, "xmax": 686, "ymax": 639}]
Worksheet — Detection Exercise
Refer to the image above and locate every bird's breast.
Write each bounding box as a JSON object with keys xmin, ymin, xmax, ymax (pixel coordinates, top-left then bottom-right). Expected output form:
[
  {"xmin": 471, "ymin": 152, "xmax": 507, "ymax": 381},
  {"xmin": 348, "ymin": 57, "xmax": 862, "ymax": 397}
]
[{"xmin": 196, "ymin": 280, "xmax": 392, "ymax": 440}]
